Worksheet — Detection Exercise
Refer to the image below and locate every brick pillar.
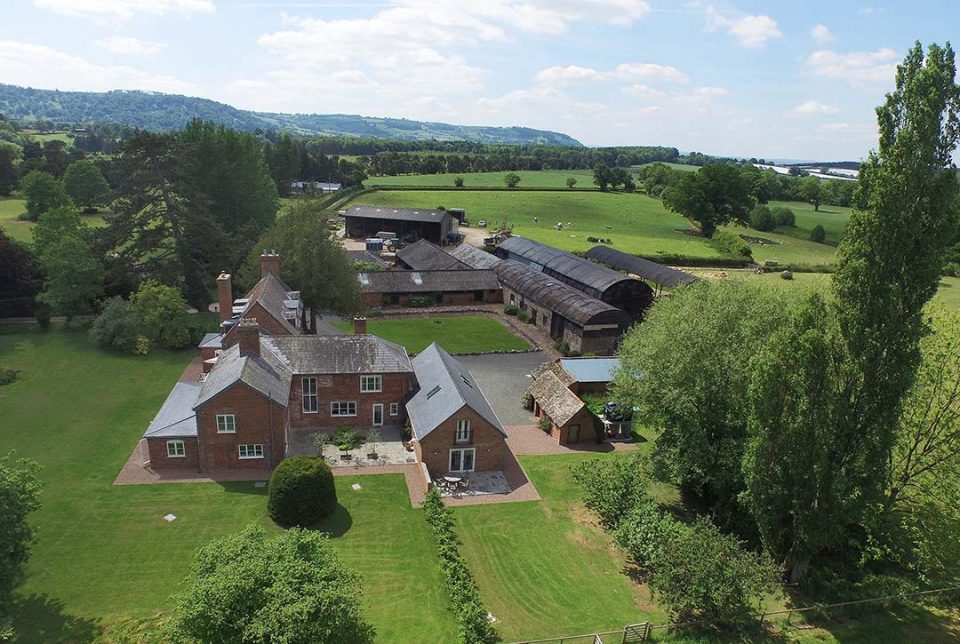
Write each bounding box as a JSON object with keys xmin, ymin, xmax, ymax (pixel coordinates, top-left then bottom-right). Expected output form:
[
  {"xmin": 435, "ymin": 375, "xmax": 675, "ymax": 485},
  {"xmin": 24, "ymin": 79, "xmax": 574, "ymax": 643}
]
[
  {"xmin": 260, "ymin": 251, "xmax": 281, "ymax": 279},
  {"xmin": 353, "ymin": 316, "xmax": 367, "ymax": 335},
  {"xmin": 237, "ymin": 318, "xmax": 260, "ymax": 357},
  {"xmin": 216, "ymin": 273, "xmax": 232, "ymax": 323}
]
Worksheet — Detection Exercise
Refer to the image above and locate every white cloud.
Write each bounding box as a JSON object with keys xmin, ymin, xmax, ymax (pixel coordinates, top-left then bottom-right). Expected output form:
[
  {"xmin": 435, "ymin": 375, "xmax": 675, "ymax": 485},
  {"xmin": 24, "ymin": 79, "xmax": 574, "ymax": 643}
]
[
  {"xmin": 705, "ymin": 5, "xmax": 781, "ymax": 48},
  {"xmin": 620, "ymin": 84, "xmax": 666, "ymax": 99},
  {"xmin": 96, "ymin": 36, "xmax": 168, "ymax": 56},
  {"xmin": 613, "ymin": 63, "xmax": 689, "ymax": 83},
  {"xmin": 806, "ymin": 48, "xmax": 898, "ymax": 85},
  {"xmin": 0, "ymin": 41, "xmax": 195, "ymax": 94},
  {"xmin": 857, "ymin": 6, "xmax": 884, "ymax": 16},
  {"xmin": 791, "ymin": 100, "xmax": 840, "ymax": 117},
  {"xmin": 33, "ymin": 0, "xmax": 215, "ymax": 20},
  {"xmin": 811, "ymin": 24, "xmax": 835, "ymax": 44},
  {"xmin": 536, "ymin": 62, "xmax": 688, "ymax": 85},
  {"xmin": 536, "ymin": 65, "xmax": 609, "ymax": 84}
]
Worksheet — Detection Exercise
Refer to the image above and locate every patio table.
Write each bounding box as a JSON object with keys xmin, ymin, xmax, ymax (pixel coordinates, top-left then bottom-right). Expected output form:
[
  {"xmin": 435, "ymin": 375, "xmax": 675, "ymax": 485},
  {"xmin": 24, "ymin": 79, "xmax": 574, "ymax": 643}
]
[{"xmin": 443, "ymin": 476, "xmax": 462, "ymax": 484}]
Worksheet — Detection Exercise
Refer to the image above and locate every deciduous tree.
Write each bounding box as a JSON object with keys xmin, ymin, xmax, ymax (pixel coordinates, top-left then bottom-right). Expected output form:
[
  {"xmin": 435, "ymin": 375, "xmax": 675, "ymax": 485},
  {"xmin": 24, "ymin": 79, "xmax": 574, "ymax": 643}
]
[
  {"xmin": 19, "ymin": 170, "xmax": 71, "ymax": 221},
  {"xmin": 63, "ymin": 159, "xmax": 110, "ymax": 212},
  {"xmin": 0, "ymin": 453, "xmax": 41, "ymax": 623},
  {"xmin": 662, "ymin": 163, "xmax": 753, "ymax": 237}
]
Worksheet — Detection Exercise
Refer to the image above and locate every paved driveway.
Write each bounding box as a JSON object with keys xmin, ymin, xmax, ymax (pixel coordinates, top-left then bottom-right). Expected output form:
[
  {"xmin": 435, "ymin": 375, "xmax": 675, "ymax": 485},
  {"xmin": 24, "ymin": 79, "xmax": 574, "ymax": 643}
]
[{"xmin": 458, "ymin": 352, "xmax": 545, "ymax": 425}]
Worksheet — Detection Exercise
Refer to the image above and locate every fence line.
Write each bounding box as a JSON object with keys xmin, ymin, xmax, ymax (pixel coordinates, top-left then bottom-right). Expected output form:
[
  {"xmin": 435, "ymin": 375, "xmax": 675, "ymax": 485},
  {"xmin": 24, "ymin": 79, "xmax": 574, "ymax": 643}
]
[{"xmin": 508, "ymin": 584, "xmax": 960, "ymax": 644}]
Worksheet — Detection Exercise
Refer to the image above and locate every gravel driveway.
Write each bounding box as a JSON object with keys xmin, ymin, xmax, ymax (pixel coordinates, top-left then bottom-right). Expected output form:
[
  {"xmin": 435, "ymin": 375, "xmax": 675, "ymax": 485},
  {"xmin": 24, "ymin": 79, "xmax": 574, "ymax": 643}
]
[{"xmin": 458, "ymin": 352, "xmax": 545, "ymax": 425}]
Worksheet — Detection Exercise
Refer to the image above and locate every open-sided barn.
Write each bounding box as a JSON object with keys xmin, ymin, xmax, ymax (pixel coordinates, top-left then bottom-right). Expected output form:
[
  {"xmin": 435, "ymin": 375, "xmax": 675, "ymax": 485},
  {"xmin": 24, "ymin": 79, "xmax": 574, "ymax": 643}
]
[
  {"xmin": 495, "ymin": 237, "xmax": 653, "ymax": 316},
  {"xmin": 584, "ymin": 246, "xmax": 697, "ymax": 292},
  {"xmin": 342, "ymin": 206, "xmax": 457, "ymax": 244},
  {"xmin": 358, "ymin": 269, "xmax": 502, "ymax": 307},
  {"xmin": 495, "ymin": 260, "xmax": 630, "ymax": 355}
]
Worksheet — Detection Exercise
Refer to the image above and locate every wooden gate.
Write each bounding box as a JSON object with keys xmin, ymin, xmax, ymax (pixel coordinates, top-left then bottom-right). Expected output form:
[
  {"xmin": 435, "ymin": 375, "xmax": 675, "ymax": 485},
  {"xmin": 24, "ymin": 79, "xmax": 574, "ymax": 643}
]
[{"xmin": 621, "ymin": 622, "xmax": 650, "ymax": 643}]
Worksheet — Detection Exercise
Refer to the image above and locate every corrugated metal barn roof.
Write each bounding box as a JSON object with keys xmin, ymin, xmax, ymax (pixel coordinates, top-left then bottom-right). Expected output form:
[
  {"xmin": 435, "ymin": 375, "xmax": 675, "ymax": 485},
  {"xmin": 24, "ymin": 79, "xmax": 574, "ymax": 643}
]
[
  {"xmin": 358, "ymin": 270, "xmax": 500, "ymax": 293},
  {"xmin": 497, "ymin": 236, "xmax": 639, "ymax": 294},
  {"xmin": 344, "ymin": 206, "xmax": 451, "ymax": 224},
  {"xmin": 584, "ymin": 246, "xmax": 698, "ymax": 287}
]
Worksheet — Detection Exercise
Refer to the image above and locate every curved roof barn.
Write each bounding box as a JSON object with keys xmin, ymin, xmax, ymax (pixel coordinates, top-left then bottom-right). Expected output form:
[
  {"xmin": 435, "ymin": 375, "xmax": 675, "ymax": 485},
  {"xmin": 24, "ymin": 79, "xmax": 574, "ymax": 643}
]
[{"xmin": 584, "ymin": 246, "xmax": 697, "ymax": 288}]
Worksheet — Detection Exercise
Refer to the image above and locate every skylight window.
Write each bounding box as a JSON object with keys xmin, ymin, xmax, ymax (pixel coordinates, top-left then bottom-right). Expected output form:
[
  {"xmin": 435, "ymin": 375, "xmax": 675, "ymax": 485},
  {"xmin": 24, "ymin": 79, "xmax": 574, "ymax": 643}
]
[
  {"xmin": 460, "ymin": 375, "xmax": 473, "ymax": 389},
  {"xmin": 412, "ymin": 272, "xmax": 423, "ymax": 285},
  {"xmin": 359, "ymin": 273, "xmax": 369, "ymax": 286},
  {"xmin": 426, "ymin": 385, "xmax": 441, "ymax": 399}
]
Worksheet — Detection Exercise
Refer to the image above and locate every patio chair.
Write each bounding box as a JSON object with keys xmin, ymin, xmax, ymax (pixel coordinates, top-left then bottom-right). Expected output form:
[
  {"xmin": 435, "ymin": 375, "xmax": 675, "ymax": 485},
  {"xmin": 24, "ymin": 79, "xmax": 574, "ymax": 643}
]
[{"xmin": 456, "ymin": 477, "xmax": 470, "ymax": 494}]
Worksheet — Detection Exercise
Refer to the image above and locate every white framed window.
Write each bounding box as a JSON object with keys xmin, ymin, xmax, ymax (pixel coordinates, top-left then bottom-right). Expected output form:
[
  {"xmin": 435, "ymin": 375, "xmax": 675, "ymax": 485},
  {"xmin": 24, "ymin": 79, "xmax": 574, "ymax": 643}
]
[
  {"xmin": 449, "ymin": 447, "xmax": 475, "ymax": 473},
  {"xmin": 166, "ymin": 440, "xmax": 185, "ymax": 458},
  {"xmin": 390, "ymin": 402, "xmax": 399, "ymax": 416},
  {"xmin": 216, "ymin": 414, "xmax": 236, "ymax": 434},
  {"xmin": 238, "ymin": 444, "xmax": 264, "ymax": 459},
  {"xmin": 456, "ymin": 419, "xmax": 471, "ymax": 443},
  {"xmin": 360, "ymin": 374, "xmax": 382, "ymax": 393},
  {"xmin": 302, "ymin": 377, "xmax": 318, "ymax": 413},
  {"xmin": 331, "ymin": 401, "xmax": 357, "ymax": 417}
]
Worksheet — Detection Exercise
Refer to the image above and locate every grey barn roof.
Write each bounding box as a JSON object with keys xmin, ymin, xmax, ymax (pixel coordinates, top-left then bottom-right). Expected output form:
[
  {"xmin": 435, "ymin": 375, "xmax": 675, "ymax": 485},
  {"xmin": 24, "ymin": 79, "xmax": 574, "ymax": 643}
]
[
  {"xmin": 407, "ymin": 343, "xmax": 506, "ymax": 440},
  {"xmin": 396, "ymin": 239, "xmax": 469, "ymax": 271},
  {"xmin": 344, "ymin": 205, "xmax": 451, "ymax": 224},
  {"xmin": 358, "ymin": 270, "xmax": 500, "ymax": 294},
  {"xmin": 264, "ymin": 335, "xmax": 412, "ymax": 374},
  {"xmin": 584, "ymin": 246, "xmax": 698, "ymax": 287},
  {"xmin": 446, "ymin": 244, "xmax": 502, "ymax": 269},
  {"xmin": 497, "ymin": 236, "xmax": 638, "ymax": 294},
  {"xmin": 143, "ymin": 381, "xmax": 201, "ymax": 437},
  {"xmin": 195, "ymin": 343, "xmax": 292, "ymax": 408},
  {"xmin": 494, "ymin": 260, "xmax": 629, "ymax": 327},
  {"xmin": 346, "ymin": 250, "xmax": 390, "ymax": 268}
]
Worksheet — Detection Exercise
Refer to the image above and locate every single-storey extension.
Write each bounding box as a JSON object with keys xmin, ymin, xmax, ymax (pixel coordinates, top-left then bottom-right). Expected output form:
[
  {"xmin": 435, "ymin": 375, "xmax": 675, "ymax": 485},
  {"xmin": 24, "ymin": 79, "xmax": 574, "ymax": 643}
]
[
  {"xmin": 343, "ymin": 206, "xmax": 457, "ymax": 245},
  {"xmin": 358, "ymin": 269, "xmax": 502, "ymax": 308}
]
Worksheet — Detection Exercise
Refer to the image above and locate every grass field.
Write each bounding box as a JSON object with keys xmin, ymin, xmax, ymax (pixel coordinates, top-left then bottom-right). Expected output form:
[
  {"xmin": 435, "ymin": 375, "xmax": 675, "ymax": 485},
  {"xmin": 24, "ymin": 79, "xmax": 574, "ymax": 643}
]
[
  {"xmin": 768, "ymin": 200, "xmax": 851, "ymax": 246},
  {"xmin": 632, "ymin": 162, "xmax": 700, "ymax": 173},
  {"xmin": 0, "ymin": 197, "xmax": 109, "ymax": 245},
  {"xmin": 28, "ymin": 132, "xmax": 73, "ymax": 146},
  {"xmin": 333, "ymin": 315, "xmax": 530, "ymax": 354},
  {"xmin": 365, "ymin": 169, "xmax": 597, "ymax": 188},
  {"xmin": 0, "ymin": 326, "xmax": 455, "ymax": 642}
]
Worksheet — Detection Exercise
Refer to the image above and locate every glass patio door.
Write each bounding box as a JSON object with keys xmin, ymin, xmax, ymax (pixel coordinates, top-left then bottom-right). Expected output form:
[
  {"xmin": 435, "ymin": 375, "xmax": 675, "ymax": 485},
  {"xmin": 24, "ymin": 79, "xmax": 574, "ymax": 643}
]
[{"xmin": 449, "ymin": 448, "xmax": 475, "ymax": 473}]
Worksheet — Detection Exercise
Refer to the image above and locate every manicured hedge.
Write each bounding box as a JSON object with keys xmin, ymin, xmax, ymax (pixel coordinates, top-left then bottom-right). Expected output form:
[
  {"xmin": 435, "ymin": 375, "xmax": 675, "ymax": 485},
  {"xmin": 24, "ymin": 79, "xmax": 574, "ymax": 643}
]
[
  {"xmin": 423, "ymin": 488, "xmax": 501, "ymax": 643},
  {"xmin": 268, "ymin": 456, "xmax": 337, "ymax": 526}
]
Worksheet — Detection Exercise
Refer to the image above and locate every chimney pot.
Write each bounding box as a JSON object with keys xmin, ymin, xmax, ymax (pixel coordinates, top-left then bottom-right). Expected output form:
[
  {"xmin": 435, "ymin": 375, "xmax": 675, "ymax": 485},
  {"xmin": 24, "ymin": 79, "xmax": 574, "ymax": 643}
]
[{"xmin": 353, "ymin": 316, "xmax": 367, "ymax": 335}]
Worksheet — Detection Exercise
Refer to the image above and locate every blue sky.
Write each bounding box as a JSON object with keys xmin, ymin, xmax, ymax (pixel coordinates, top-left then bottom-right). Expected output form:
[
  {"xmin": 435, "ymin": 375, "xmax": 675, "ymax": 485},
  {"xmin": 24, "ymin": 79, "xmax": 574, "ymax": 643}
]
[{"xmin": 1, "ymin": 1, "xmax": 957, "ymax": 159}]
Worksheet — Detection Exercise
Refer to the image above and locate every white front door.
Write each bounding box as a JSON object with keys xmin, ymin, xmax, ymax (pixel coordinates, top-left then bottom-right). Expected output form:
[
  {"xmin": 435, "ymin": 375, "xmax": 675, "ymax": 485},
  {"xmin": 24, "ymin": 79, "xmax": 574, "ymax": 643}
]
[
  {"xmin": 372, "ymin": 404, "xmax": 384, "ymax": 426},
  {"xmin": 449, "ymin": 448, "xmax": 476, "ymax": 473}
]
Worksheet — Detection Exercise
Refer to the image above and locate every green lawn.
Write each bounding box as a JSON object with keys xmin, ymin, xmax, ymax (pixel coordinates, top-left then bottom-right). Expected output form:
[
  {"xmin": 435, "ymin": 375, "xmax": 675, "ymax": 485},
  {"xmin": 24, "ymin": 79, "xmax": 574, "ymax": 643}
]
[
  {"xmin": 28, "ymin": 132, "xmax": 73, "ymax": 146},
  {"xmin": 0, "ymin": 326, "xmax": 455, "ymax": 642},
  {"xmin": 365, "ymin": 169, "xmax": 597, "ymax": 188},
  {"xmin": 0, "ymin": 197, "xmax": 109, "ymax": 246},
  {"xmin": 333, "ymin": 315, "xmax": 530, "ymax": 354},
  {"xmin": 768, "ymin": 200, "xmax": 851, "ymax": 246}
]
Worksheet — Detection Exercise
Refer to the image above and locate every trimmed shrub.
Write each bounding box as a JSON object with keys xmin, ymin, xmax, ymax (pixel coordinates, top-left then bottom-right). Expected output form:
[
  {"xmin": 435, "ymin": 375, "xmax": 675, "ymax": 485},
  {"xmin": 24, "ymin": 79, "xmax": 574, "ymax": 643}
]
[
  {"xmin": 503, "ymin": 304, "xmax": 519, "ymax": 316},
  {"xmin": 711, "ymin": 230, "xmax": 752, "ymax": 258},
  {"xmin": 516, "ymin": 309, "xmax": 530, "ymax": 323},
  {"xmin": 538, "ymin": 417, "xmax": 552, "ymax": 432},
  {"xmin": 810, "ymin": 224, "xmax": 826, "ymax": 243},
  {"xmin": 771, "ymin": 206, "xmax": 795, "ymax": 227},
  {"xmin": 409, "ymin": 295, "xmax": 435, "ymax": 308},
  {"xmin": 268, "ymin": 456, "xmax": 337, "ymax": 526},
  {"xmin": 90, "ymin": 297, "xmax": 141, "ymax": 354},
  {"xmin": 748, "ymin": 205, "xmax": 775, "ymax": 232}
]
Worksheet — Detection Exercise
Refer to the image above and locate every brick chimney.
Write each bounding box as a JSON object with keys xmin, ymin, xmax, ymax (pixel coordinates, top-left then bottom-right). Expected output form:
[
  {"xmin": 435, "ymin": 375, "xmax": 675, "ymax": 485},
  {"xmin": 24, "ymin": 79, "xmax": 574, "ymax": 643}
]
[
  {"xmin": 260, "ymin": 251, "xmax": 281, "ymax": 279},
  {"xmin": 216, "ymin": 272, "xmax": 233, "ymax": 324},
  {"xmin": 353, "ymin": 316, "xmax": 367, "ymax": 335},
  {"xmin": 237, "ymin": 318, "xmax": 260, "ymax": 357}
]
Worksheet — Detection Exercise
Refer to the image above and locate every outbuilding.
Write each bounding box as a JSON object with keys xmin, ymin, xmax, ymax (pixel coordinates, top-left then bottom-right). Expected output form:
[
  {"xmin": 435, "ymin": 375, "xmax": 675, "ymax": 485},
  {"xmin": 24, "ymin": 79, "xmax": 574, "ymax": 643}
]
[
  {"xmin": 396, "ymin": 239, "xmax": 470, "ymax": 271},
  {"xmin": 584, "ymin": 246, "xmax": 697, "ymax": 293},
  {"xmin": 358, "ymin": 270, "xmax": 502, "ymax": 307},
  {"xmin": 343, "ymin": 206, "xmax": 457, "ymax": 245}
]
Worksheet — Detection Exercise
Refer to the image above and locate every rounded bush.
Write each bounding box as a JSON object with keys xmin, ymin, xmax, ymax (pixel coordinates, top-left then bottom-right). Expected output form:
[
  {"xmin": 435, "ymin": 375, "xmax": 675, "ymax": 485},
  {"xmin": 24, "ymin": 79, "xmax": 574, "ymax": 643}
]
[
  {"xmin": 268, "ymin": 456, "xmax": 337, "ymax": 526},
  {"xmin": 810, "ymin": 225, "xmax": 826, "ymax": 243}
]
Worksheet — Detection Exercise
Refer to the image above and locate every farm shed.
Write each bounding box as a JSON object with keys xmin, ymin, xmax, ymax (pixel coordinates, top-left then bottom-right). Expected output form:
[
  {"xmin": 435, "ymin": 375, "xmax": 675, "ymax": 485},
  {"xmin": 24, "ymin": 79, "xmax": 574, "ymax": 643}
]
[
  {"xmin": 495, "ymin": 260, "xmax": 630, "ymax": 356},
  {"xmin": 495, "ymin": 237, "xmax": 654, "ymax": 316},
  {"xmin": 558, "ymin": 357, "xmax": 620, "ymax": 395},
  {"xmin": 446, "ymin": 243, "xmax": 502, "ymax": 269},
  {"xmin": 396, "ymin": 239, "xmax": 470, "ymax": 271},
  {"xmin": 584, "ymin": 246, "xmax": 697, "ymax": 291},
  {"xmin": 358, "ymin": 270, "xmax": 502, "ymax": 308},
  {"xmin": 528, "ymin": 370, "xmax": 598, "ymax": 445},
  {"xmin": 342, "ymin": 206, "xmax": 457, "ymax": 244}
]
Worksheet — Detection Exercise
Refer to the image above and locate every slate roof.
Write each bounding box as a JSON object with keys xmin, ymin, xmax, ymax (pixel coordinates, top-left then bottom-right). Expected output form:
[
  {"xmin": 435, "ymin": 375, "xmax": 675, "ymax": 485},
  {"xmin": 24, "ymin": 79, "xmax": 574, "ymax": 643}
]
[
  {"xmin": 198, "ymin": 333, "xmax": 222, "ymax": 350},
  {"xmin": 447, "ymin": 244, "xmax": 502, "ymax": 269},
  {"xmin": 344, "ymin": 206, "xmax": 452, "ymax": 224},
  {"xmin": 529, "ymin": 370, "xmax": 586, "ymax": 427},
  {"xmin": 358, "ymin": 270, "xmax": 500, "ymax": 293},
  {"xmin": 494, "ymin": 261, "xmax": 629, "ymax": 327},
  {"xmin": 497, "ymin": 236, "xmax": 637, "ymax": 294},
  {"xmin": 407, "ymin": 343, "xmax": 506, "ymax": 440},
  {"xmin": 397, "ymin": 239, "xmax": 469, "ymax": 271},
  {"xmin": 346, "ymin": 250, "xmax": 390, "ymax": 268},
  {"xmin": 143, "ymin": 381, "xmax": 201, "ymax": 437},
  {"xmin": 264, "ymin": 335, "xmax": 412, "ymax": 374},
  {"xmin": 560, "ymin": 357, "xmax": 620, "ymax": 384},
  {"xmin": 194, "ymin": 342, "xmax": 292, "ymax": 408},
  {"xmin": 239, "ymin": 272, "xmax": 300, "ymax": 335},
  {"xmin": 584, "ymin": 246, "xmax": 698, "ymax": 288}
]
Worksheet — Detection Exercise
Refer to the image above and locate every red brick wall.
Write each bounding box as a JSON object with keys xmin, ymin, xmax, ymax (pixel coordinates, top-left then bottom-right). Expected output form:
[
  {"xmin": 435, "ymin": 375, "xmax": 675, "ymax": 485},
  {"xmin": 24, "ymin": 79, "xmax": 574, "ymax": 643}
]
[
  {"xmin": 223, "ymin": 303, "xmax": 293, "ymax": 347},
  {"xmin": 147, "ymin": 436, "xmax": 200, "ymax": 470},
  {"xmin": 287, "ymin": 372, "xmax": 411, "ymax": 430},
  {"xmin": 416, "ymin": 405, "xmax": 507, "ymax": 475},
  {"xmin": 195, "ymin": 383, "xmax": 287, "ymax": 471},
  {"xmin": 200, "ymin": 347, "xmax": 217, "ymax": 373}
]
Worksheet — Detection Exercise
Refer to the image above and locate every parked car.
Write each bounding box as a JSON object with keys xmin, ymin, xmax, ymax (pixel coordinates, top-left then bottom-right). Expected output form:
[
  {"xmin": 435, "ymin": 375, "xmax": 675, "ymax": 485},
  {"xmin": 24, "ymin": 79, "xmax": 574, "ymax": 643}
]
[{"xmin": 604, "ymin": 401, "xmax": 633, "ymax": 422}]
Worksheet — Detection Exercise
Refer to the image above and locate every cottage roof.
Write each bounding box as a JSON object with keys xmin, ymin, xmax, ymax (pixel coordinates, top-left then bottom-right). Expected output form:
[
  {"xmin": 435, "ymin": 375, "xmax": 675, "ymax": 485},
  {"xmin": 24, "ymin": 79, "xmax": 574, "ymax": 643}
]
[
  {"xmin": 344, "ymin": 205, "xmax": 451, "ymax": 224},
  {"xmin": 559, "ymin": 357, "xmax": 620, "ymax": 384},
  {"xmin": 494, "ymin": 261, "xmax": 629, "ymax": 327},
  {"xmin": 584, "ymin": 246, "xmax": 697, "ymax": 288},
  {"xmin": 194, "ymin": 343, "xmax": 292, "ymax": 408},
  {"xmin": 397, "ymin": 239, "xmax": 469, "ymax": 271},
  {"xmin": 532, "ymin": 360, "xmax": 576, "ymax": 387},
  {"xmin": 407, "ymin": 343, "xmax": 506, "ymax": 440},
  {"xmin": 358, "ymin": 269, "xmax": 500, "ymax": 294},
  {"xmin": 446, "ymin": 244, "xmax": 502, "ymax": 269},
  {"xmin": 197, "ymin": 332, "xmax": 222, "ymax": 350},
  {"xmin": 346, "ymin": 250, "xmax": 390, "ymax": 268},
  {"xmin": 143, "ymin": 381, "xmax": 201, "ymax": 437},
  {"xmin": 240, "ymin": 272, "xmax": 300, "ymax": 335},
  {"xmin": 264, "ymin": 335, "xmax": 412, "ymax": 374},
  {"xmin": 497, "ymin": 236, "xmax": 637, "ymax": 294},
  {"xmin": 529, "ymin": 370, "xmax": 586, "ymax": 427}
]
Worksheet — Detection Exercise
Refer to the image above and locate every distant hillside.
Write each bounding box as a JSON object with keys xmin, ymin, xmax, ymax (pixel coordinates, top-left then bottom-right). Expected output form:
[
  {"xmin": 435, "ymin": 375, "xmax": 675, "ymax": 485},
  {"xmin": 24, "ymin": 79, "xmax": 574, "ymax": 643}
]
[{"xmin": 0, "ymin": 84, "xmax": 583, "ymax": 146}]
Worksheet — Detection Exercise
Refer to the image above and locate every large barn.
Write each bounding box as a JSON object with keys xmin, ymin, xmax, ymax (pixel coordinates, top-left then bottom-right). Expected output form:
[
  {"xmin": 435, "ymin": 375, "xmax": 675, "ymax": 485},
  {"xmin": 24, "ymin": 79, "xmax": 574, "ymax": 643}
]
[
  {"xmin": 495, "ymin": 260, "xmax": 630, "ymax": 355},
  {"xmin": 495, "ymin": 237, "xmax": 653, "ymax": 316},
  {"xmin": 358, "ymin": 270, "xmax": 502, "ymax": 307},
  {"xmin": 342, "ymin": 206, "xmax": 457, "ymax": 244},
  {"xmin": 584, "ymin": 246, "xmax": 697, "ymax": 293}
]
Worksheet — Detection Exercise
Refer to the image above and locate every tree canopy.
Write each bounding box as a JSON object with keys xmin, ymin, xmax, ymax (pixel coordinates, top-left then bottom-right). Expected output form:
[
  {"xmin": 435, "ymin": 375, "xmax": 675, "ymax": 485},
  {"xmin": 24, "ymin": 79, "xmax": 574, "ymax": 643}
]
[
  {"xmin": 662, "ymin": 163, "xmax": 753, "ymax": 237},
  {"xmin": 0, "ymin": 453, "xmax": 41, "ymax": 624}
]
